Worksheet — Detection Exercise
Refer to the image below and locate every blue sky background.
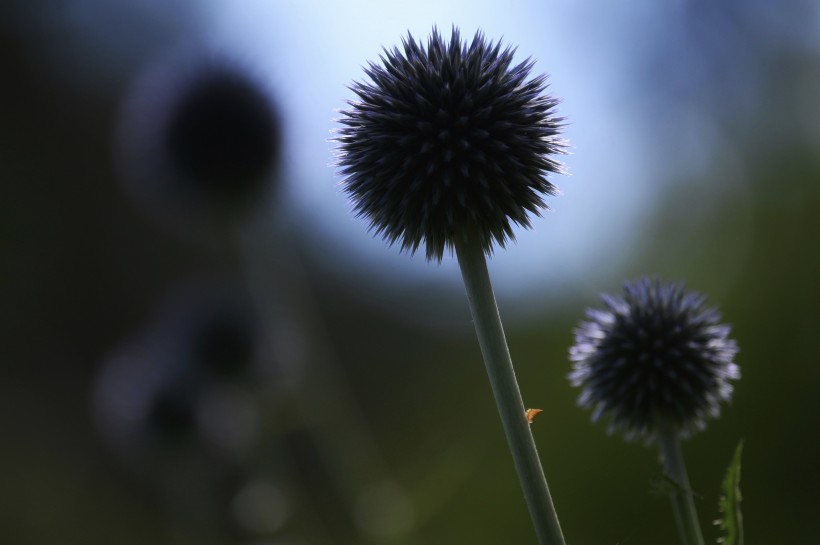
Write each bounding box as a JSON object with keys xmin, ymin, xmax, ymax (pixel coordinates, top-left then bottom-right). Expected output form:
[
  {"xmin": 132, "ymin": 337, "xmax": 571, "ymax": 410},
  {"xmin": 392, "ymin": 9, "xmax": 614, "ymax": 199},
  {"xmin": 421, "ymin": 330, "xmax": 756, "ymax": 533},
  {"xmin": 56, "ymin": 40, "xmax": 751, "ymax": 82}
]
[
  {"xmin": 13, "ymin": 0, "xmax": 814, "ymax": 307},
  {"xmin": 198, "ymin": 1, "xmax": 664, "ymax": 300}
]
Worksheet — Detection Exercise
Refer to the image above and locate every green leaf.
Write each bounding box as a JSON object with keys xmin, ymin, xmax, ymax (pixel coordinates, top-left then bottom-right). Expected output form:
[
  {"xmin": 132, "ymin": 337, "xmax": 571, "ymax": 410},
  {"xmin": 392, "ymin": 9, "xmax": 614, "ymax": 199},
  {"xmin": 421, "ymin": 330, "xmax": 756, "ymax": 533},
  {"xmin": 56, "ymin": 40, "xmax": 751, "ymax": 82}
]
[{"xmin": 716, "ymin": 440, "xmax": 744, "ymax": 545}]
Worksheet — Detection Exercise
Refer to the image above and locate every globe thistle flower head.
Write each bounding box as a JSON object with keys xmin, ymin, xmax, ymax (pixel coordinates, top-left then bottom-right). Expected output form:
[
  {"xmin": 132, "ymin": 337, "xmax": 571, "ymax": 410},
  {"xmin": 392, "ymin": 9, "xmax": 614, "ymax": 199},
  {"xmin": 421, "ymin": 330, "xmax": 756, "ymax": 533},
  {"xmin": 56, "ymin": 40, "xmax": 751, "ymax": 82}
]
[
  {"xmin": 335, "ymin": 27, "xmax": 566, "ymax": 261},
  {"xmin": 569, "ymin": 278, "xmax": 740, "ymax": 442}
]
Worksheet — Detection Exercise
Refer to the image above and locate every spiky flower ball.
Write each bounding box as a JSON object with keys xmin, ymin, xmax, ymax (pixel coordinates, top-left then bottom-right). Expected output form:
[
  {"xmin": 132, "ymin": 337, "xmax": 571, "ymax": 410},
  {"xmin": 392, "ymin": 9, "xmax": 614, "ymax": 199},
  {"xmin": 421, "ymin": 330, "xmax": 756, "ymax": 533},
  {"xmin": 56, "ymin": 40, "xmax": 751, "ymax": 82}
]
[
  {"xmin": 569, "ymin": 278, "xmax": 740, "ymax": 441},
  {"xmin": 335, "ymin": 27, "xmax": 566, "ymax": 261}
]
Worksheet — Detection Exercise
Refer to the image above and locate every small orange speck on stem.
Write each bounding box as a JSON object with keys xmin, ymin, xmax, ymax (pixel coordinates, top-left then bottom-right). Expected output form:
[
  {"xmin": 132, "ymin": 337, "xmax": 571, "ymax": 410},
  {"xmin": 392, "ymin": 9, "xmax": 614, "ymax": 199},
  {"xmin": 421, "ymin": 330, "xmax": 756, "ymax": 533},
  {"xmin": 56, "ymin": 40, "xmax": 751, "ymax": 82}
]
[{"xmin": 525, "ymin": 408, "xmax": 543, "ymax": 424}]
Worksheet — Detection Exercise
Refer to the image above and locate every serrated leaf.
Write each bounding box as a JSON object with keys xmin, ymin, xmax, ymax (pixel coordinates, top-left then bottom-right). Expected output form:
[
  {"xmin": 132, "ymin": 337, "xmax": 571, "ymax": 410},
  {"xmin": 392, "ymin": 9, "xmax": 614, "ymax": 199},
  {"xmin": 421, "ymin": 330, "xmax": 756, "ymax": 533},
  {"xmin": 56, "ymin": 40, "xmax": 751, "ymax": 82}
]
[{"xmin": 716, "ymin": 440, "xmax": 744, "ymax": 545}]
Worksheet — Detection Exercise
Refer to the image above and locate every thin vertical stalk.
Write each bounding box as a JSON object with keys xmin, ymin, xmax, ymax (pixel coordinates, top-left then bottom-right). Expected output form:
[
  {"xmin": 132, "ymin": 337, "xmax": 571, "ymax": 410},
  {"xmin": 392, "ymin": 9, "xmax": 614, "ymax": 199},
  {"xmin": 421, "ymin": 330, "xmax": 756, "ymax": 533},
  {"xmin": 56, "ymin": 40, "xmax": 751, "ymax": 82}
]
[
  {"xmin": 657, "ymin": 425, "xmax": 705, "ymax": 545},
  {"xmin": 454, "ymin": 237, "xmax": 565, "ymax": 545},
  {"xmin": 234, "ymin": 218, "xmax": 409, "ymax": 543}
]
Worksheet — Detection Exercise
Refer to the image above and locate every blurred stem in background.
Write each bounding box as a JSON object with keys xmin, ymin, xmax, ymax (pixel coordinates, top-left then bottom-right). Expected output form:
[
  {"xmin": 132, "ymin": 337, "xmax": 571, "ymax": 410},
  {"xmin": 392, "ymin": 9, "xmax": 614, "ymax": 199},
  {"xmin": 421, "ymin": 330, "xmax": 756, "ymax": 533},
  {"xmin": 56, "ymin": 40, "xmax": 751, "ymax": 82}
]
[
  {"xmin": 455, "ymin": 237, "xmax": 566, "ymax": 545},
  {"xmin": 234, "ymin": 215, "xmax": 414, "ymax": 544}
]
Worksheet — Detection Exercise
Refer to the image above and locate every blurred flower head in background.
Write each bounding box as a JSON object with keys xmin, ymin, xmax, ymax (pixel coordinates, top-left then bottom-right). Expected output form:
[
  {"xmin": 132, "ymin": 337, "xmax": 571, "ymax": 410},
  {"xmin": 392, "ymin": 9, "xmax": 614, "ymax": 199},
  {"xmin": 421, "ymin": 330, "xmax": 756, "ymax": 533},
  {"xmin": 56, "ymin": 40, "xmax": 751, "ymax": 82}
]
[
  {"xmin": 93, "ymin": 279, "xmax": 273, "ymax": 467},
  {"xmin": 115, "ymin": 49, "xmax": 283, "ymax": 237},
  {"xmin": 335, "ymin": 26, "xmax": 566, "ymax": 261},
  {"xmin": 569, "ymin": 277, "xmax": 740, "ymax": 442}
]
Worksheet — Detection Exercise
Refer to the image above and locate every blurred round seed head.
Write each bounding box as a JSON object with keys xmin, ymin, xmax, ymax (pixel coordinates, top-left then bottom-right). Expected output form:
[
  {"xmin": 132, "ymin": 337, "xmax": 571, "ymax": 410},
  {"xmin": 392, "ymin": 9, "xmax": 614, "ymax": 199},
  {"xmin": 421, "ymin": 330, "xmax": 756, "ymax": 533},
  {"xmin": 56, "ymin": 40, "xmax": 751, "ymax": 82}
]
[
  {"xmin": 154, "ymin": 282, "xmax": 263, "ymax": 382},
  {"xmin": 569, "ymin": 277, "xmax": 740, "ymax": 442},
  {"xmin": 93, "ymin": 280, "xmax": 272, "ymax": 466},
  {"xmin": 334, "ymin": 26, "xmax": 566, "ymax": 261},
  {"xmin": 231, "ymin": 479, "xmax": 291, "ymax": 535},
  {"xmin": 116, "ymin": 48, "xmax": 283, "ymax": 235}
]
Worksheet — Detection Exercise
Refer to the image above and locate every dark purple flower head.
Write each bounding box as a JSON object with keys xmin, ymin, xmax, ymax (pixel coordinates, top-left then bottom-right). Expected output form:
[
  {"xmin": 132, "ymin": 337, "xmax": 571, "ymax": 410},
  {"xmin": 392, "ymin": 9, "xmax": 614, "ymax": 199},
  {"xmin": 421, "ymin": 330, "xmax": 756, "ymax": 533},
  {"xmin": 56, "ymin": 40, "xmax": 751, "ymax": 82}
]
[
  {"xmin": 569, "ymin": 278, "xmax": 740, "ymax": 442},
  {"xmin": 335, "ymin": 27, "xmax": 566, "ymax": 261}
]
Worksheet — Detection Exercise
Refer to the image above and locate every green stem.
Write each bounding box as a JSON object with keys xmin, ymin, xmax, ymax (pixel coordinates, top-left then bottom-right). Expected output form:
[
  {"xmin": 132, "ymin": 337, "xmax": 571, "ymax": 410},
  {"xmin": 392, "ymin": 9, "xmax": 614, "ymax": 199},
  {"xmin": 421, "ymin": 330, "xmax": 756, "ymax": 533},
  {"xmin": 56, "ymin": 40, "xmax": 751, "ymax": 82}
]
[
  {"xmin": 454, "ymin": 238, "xmax": 566, "ymax": 545},
  {"xmin": 657, "ymin": 425, "xmax": 705, "ymax": 545}
]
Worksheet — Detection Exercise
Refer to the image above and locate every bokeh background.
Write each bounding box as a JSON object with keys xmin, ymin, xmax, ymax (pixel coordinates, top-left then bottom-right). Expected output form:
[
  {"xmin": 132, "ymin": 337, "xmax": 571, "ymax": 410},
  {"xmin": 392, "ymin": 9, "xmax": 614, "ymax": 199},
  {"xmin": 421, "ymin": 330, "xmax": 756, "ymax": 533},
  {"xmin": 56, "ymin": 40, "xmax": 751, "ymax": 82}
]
[{"xmin": 2, "ymin": 1, "xmax": 819, "ymax": 544}]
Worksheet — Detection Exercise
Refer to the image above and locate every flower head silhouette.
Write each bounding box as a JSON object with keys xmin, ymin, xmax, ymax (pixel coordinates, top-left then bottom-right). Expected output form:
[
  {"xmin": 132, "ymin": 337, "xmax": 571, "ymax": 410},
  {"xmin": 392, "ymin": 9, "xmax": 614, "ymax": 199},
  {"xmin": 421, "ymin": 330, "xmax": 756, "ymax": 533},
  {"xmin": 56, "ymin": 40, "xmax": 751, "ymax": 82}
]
[
  {"xmin": 569, "ymin": 278, "xmax": 740, "ymax": 441},
  {"xmin": 335, "ymin": 27, "xmax": 565, "ymax": 261}
]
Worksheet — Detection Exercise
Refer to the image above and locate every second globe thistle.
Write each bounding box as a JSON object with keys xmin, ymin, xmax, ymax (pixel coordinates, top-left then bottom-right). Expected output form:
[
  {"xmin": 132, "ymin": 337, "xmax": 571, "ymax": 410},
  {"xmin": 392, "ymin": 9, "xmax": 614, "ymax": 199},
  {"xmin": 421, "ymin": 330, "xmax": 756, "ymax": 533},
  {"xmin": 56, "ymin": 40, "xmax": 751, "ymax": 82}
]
[
  {"xmin": 335, "ymin": 27, "xmax": 566, "ymax": 261},
  {"xmin": 569, "ymin": 278, "xmax": 740, "ymax": 441}
]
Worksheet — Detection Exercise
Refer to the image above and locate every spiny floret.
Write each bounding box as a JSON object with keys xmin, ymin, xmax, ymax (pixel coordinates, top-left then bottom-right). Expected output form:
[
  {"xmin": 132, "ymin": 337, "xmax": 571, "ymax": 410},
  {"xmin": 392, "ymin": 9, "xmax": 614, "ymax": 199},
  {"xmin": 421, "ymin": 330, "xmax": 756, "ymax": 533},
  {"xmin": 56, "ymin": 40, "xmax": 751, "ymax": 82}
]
[
  {"xmin": 569, "ymin": 277, "xmax": 740, "ymax": 442},
  {"xmin": 335, "ymin": 26, "xmax": 566, "ymax": 261}
]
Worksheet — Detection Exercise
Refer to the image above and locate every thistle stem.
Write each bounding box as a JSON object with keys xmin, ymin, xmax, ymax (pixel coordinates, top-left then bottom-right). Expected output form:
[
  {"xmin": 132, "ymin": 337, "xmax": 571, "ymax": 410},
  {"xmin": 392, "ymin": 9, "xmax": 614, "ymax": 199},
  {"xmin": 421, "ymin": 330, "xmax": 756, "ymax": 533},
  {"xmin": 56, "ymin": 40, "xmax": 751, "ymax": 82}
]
[
  {"xmin": 454, "ymin": 238, "xmax": 565, "ymax": 545},
  {"xmin": 657, "ymin": 425, "xmax": 705, "ymax": 545}
]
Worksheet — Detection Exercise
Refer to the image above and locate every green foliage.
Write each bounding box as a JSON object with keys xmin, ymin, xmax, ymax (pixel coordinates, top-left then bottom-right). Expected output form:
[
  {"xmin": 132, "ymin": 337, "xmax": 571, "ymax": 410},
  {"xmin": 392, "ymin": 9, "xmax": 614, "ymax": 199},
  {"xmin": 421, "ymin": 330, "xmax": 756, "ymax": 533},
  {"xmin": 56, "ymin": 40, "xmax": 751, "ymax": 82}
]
[{"xmin": 716, "ymin": 441, "xmax": 744, "ymax": 545}]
